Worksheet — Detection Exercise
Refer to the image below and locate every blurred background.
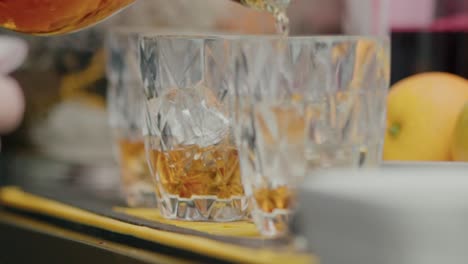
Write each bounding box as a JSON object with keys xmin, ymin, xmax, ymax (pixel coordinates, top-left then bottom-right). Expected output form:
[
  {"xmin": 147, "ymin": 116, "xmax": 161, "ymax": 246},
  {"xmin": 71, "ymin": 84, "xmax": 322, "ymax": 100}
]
[{"xmin": 1, "ymin": 0, "xmax": 467, "ymax": 166}]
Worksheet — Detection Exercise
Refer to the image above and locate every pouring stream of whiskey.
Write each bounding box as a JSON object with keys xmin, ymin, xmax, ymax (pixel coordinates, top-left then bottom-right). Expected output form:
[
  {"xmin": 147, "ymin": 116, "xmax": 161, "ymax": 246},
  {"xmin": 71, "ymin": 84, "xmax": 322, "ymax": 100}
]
[{"xmin": 241, "ymin": 0, "xmax": 290, "ymax": 35}]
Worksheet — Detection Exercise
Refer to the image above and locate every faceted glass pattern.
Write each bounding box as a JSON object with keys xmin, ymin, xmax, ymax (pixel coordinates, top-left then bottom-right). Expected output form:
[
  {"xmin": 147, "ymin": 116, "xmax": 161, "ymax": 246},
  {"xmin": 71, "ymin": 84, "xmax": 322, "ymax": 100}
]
[
  {"xmin": 106, "ymin": 29, "xmax": 156, "ymax": 207},
  {"xmin": 139, "ymin": 35, "xmax": 248, "ymax": 221},
  {"xmin": 231, "ymin": 36, "xmax": 390, "ymax": 236}
]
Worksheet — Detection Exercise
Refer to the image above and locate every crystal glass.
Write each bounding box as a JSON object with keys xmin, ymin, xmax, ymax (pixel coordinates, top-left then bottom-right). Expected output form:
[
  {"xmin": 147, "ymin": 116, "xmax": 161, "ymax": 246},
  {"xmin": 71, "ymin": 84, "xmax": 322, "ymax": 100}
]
[
  {"xmin": 106, "ymin": 28, "xmax": 156, "ymax": 207},
  {"xmin": 139, "ymin": 35, "xmax": 248, "ymax": 221},
  {"xmin": 231, "ymin": 36, "xmax": 390, "ymax": 236}
]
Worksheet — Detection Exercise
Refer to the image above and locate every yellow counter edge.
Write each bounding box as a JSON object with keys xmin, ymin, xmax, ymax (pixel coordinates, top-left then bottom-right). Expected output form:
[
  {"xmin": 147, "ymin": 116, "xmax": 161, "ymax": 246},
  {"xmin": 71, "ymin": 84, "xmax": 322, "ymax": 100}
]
[{"xmin": 0, "ymin": 187, "xmax": 316, "ymax": 264}]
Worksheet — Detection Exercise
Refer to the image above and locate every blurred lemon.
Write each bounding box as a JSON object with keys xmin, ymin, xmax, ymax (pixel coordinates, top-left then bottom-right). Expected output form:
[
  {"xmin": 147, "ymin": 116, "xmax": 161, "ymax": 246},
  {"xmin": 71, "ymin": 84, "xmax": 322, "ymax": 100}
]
[
  {"xmin": 452, "ymin": 102, "xmax": 468, "ymax": 161},
  {"xmin": 384, "ymin": 72, "xmax": 468, "ymax": 161}
]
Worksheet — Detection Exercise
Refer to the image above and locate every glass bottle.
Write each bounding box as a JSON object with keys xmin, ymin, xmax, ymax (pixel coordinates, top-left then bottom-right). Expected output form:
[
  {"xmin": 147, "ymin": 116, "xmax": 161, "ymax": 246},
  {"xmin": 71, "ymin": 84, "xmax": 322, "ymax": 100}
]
[{"xmin": 0, "ymin": 0, "xmax": 280, "ymax": 35}]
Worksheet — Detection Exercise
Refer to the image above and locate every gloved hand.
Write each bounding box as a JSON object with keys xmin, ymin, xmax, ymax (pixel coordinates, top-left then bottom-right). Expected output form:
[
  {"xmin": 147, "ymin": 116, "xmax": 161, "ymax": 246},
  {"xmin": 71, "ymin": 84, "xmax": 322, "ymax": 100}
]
[{"xmin": 0, "ymin": 36, "xmax": 27, "ymax": 134}]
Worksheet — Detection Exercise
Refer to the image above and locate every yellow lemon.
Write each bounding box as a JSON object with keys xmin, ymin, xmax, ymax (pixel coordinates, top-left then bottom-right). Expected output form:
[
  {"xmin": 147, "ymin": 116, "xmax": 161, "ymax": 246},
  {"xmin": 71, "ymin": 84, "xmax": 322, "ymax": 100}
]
[
  {"xmin": 384, "ymin": 72, "xmax": 468, "ymax": 161},
  {"xmin": 452, "ymin": 102, "xmax": 468, "ymax": 161}
]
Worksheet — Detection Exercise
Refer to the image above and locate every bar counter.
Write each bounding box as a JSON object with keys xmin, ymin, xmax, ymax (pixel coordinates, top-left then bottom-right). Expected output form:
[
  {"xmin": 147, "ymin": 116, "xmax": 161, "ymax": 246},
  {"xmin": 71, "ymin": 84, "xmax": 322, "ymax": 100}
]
[{"xmin": 0, "ymin": 154, "xmax": 315, "ymax": 264}]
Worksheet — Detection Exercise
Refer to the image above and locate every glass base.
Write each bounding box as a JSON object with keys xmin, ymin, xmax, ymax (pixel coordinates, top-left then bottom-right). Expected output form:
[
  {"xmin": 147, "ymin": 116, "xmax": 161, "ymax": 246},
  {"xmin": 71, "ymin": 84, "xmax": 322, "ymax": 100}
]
[
  {"xmin": 252, "ymin": 207, "xmax": 292, "ymax": 237},
  {"xmin": 157, "ymin": 194, "xmax": 249, "ymax": 222}
]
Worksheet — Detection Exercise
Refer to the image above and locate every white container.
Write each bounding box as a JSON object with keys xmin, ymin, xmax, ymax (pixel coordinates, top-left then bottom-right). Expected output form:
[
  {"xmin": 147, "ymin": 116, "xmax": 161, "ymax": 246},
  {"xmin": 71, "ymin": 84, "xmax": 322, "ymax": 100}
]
[{"xmin": 295, "ymin": 164, "xmax": 468, "ymax": 264}]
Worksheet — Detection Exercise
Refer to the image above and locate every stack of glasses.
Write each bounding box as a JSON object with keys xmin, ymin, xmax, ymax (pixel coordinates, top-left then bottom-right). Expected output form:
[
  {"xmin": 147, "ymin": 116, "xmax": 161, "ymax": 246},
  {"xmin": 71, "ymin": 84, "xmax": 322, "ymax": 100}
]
[{"xmin": 107, "ymin": 30, "xmax": 390, "ymax": 237}]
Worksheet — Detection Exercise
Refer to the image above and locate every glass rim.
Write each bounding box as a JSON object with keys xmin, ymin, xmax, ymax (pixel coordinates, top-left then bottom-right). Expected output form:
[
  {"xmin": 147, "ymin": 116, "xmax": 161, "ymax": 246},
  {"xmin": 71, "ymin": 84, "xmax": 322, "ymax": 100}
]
[
  {"xmin": 106, "ymin": 26, "xmax": 389, "ymax": 43},
  {"xmin": 139, "ymin": 32, "xmax": 389, "ymax": 44},
  {"xmin": 107, "ymin": 26, "xmax": 202, "ymax": 35}
]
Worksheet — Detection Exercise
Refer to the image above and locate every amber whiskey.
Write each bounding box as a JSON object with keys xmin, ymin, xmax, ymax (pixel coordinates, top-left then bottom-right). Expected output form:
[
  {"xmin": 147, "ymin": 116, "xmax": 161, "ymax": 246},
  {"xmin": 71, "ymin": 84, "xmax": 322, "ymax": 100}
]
[
  {"xmin": 0, "ymin": 0, "xmax": 135, "ymax": 35},
  {"xmin": 253, "ymin": 186, "xmax": 294, "ymax": 213},
  {"xmin": 151, "ymin": 145, "xmax": 244, "ymax": 199},
  {"xmin": 119, "ymin": 139, "xmax": 154, "ymax": 206},
  {"xmin": 0, "ymin": 0, "xmax": 277, "ymax": 35}
]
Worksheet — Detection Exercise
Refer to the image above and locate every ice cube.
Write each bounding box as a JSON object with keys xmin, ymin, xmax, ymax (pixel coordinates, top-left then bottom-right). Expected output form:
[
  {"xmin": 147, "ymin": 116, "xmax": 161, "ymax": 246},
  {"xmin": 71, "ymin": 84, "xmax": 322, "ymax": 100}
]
[{"xmin": 147, "ymin": 84, "xmax": 230, "ymax": 148}]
